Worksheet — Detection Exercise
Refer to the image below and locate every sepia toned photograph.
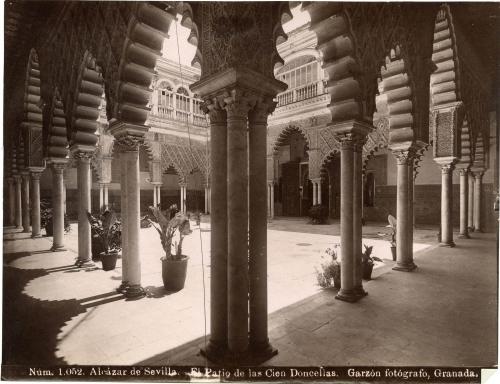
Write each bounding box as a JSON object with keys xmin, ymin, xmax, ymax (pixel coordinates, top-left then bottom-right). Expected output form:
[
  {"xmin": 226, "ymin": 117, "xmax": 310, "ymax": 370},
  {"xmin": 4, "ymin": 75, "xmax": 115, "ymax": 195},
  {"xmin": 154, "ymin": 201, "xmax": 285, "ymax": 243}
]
[{"xmin": 2, "ymin": 1, "xmax": 499, "ymax": 382}]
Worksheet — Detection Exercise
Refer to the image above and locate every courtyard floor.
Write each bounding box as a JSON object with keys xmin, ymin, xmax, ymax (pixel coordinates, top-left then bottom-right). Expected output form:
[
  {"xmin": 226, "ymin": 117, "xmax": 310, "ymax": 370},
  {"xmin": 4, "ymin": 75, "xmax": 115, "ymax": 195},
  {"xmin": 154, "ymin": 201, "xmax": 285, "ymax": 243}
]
[{"xmin": 2, "ymin": 217, "xmax": 497, "ymax": 368}]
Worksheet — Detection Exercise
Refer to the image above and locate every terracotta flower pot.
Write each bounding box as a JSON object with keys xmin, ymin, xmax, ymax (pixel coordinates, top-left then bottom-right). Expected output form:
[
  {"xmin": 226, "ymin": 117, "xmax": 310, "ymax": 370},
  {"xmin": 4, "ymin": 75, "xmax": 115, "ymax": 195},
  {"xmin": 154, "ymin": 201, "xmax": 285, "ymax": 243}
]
[
  {"xmin": 162, "ymin": 256, "xmax": 189, "ymax": 291},
  {"xmin": 390, "ymin": 246, "xmax": 396, "ymax": 261},
  {"xmin": 362, "ymin": 262, "xmax": 374, "ymax": 280},
  {"xmin": 101, "ymin": 252, "xmax": 118, "ymax": 271}
]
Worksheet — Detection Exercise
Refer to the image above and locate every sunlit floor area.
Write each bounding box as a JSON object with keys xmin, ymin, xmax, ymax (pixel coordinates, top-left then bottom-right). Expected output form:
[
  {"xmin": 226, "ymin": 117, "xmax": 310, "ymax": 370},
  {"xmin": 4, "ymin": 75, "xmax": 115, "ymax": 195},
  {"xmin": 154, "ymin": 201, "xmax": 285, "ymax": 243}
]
[{"xmin": 3, "ymin": 218, "xmax": 497, "ymax": 367}]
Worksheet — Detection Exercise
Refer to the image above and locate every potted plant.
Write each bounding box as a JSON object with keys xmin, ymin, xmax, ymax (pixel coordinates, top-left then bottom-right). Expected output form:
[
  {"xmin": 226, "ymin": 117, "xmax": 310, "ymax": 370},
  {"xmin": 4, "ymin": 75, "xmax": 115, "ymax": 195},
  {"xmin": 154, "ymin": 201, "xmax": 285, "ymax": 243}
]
[
  {"xmin": 315, "ymin": 244, "xmax": 341, "ymax": 289},
  {"xmin": 41, "ymin": 199, "xmax": 71, "ymax": 236},
  {"xmin": 386, "ymin": 214, "xmax": 397, "ymax": 261},
  {"xmin": 86, "ymin": 210, "xmax": 122, "ymax": 270},
  {"xmin": 308, "ymin": 204, "xmax": 329, "ymax": 224},
  {"xmin": 148, "ymin": 205, "xmax": 192, "ymax": 291},
  {"xmin": 361, "ymin": 244, "xmax": 382, "ymax": 280}
]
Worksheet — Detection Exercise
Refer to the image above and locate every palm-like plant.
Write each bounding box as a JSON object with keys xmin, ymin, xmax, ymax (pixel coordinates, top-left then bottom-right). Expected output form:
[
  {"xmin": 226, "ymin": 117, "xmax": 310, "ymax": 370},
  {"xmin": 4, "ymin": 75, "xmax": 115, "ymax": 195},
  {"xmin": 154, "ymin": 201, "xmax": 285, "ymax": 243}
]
[
  {"xmin": 86, "ymin": 210, "xmax": 121, "ymax": 254},
  {"xmin": 148, "ymin": 206, "xmax": 192, "ymax": 261}
]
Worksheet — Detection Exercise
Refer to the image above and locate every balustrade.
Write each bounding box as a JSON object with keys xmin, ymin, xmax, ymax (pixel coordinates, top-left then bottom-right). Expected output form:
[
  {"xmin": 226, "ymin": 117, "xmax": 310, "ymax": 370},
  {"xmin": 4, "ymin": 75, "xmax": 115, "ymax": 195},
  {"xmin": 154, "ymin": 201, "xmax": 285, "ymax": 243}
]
[{"xmin": 276, "ymin": 80, "xmax": 325, "ymax": 107}]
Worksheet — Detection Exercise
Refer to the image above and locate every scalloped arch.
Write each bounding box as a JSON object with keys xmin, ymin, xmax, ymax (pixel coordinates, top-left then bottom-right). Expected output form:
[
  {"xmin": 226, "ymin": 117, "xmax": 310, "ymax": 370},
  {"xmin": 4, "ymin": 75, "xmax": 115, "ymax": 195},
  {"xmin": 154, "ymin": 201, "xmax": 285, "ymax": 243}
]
[
  {"xmin": 271, "ymin": 125, "xmax": 310, "ymax": 155},
  {"xmin": 46, "ymin": 89, "xmax": 69, "ymax": 160}
]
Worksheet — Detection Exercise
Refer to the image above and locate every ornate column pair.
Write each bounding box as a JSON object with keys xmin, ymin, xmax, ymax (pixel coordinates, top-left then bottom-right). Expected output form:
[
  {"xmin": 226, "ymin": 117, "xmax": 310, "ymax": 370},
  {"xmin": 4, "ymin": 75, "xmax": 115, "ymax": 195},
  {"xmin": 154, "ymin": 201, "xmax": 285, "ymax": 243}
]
[
  {"xmin": 29, "ymin": 167, "xmax": 45, "ymax": 238},
  {"xmin": 457, "ymin": 166, "xmax": 470, "ymax": 238},
  {"xmin": 49, "ymin": 159, "xmax": 68, "ymax": 251},
  {"xmin": 152, "ymin": 183, "xmax": 162, "ymax": 208},
  {"xmin": 311, "ymin": 178, "xmax": 322, "ymax": 205},
  {"xmin": 179, "ymin": 182, "xmax": 187, "ymax": 213},
  {"xmin": 193, "ymin": 67, "xmax": 285, "ymax": 363},
  {"xmin": 333, "ymin": 121, "xmax": 372, "ymax": 303},
  {"xmin": 392, "ymin": 149, "xmax": 418, "ymax": 270},
  {"xmin": 435, "ymin": 159, "xmax": 457, "ymax": 247}
]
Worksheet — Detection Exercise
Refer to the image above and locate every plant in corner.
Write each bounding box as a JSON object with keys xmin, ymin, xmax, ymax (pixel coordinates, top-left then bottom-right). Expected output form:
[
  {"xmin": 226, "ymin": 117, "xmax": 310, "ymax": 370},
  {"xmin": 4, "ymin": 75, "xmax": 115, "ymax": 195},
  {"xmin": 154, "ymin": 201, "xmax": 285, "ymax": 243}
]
[
  {"xmin": 86, "ymin": 210, "xmax": 122, "ymax": 270},
  {"xmin": 148, "ymin": 205, "xmax": 192, "ymax": 291},
  {"xmin": 308, "ymin": 204, "xmax": 329, "ymax": 224},
  {"xmin": 361, "ymin": 244, "xmax": 382, "ymax": 280},
  {"xmin": 315, "ymin": 244, "xmax": 341, "ymax": 289},
  {"xmin": 386, "ymin": 214, "xmax": 397, "ymax": 261}
]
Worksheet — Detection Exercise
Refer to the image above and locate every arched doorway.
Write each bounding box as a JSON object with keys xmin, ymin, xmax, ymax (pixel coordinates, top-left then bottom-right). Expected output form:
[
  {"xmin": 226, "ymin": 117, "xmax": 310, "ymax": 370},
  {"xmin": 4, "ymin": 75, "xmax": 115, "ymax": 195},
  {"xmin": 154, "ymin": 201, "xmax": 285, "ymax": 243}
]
[{"xmin": 274, "ymin": 127, "xmax": 309, "ymax": 217}]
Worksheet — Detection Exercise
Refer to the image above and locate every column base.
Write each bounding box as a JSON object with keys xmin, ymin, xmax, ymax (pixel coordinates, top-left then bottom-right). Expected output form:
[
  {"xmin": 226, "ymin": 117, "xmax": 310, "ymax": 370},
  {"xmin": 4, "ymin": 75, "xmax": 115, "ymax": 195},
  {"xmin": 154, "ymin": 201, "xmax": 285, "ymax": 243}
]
[
  {"xmin": 31, "ymin": 234, "xmax": 42, "ymax": 239},
  {"xmin": 116, "ymin": 281, "xmax": 130, "ymax": 294},
  {"xmin": 439, "ymin": 242, "xmax": 456, "ymax": 248},
  {"xmin": 75, "ymin": 259, "xmax": 95, "ymax": 268},
  {"xmin": 335, "ymin": 289, "xmax": 360, "ymax": 303},
  {"xmin": 354, "ymin": 286, "xmax": 368, "ymax": 297},
  {"xmin": 51, "ymin": 245, "xmax": 66, "ymax": 252},
  {"xmin": 458, "ymin": 233, "xmax": 470, "ymax": 239},
  {"xmin": 22, "ymin": 229, "xmax": 31, "ymax": 233},
  {"xmin": 393, "ymin": 262, "xmax": 417, "ymax": 272},
  {"xmin": 474, "ymin": 228, "xmax": 483, "ymax": 233},
  {"xmin": 200, "ymin": 341, "xmax": 278, "ymax": 366},
  {"xmin": 15, "ymin": 226, "xmax": 23, "ymax": 230},
  {"xmin": 468, "ymin": 226, "xmax": 475, "ymax": 232},
  {"xmin": 124, "ymin": 284, "xmax": 146, "ymax": 300}
]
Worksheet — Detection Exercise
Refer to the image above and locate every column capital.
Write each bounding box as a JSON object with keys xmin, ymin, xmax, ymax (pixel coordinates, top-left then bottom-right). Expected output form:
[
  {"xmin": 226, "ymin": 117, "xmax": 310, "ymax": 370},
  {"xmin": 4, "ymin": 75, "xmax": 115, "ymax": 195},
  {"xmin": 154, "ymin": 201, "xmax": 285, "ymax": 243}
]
[
  {"xmin": 29, "ymin": 166, "xmax": 45, "ymax": 176},
  {"xmin": 394, "ymin": 149, "xmax": 416, "ymax": 166},
  {"xmin": 441, "ymin": 163, "xmax": 455, "ymax": 174},
  {"xmin": 458, "ymin": 168, "xmax": 469, "ymax": 176},
  {"xmin": 115, "ymin": 135, "xmax": 143, "ymax": 152},
  {"xmin": 311, "ymin": 178, "xmax": 321, "ymax": 185},
  {"xmin": 472, "ymin": 171, "xmax": 484, "ymax": 179},
  {"xmin": 223, "ymin": 88, "xmax": 257, "ymax": 119},
  {"xmin": 201, "ymin": 98, "xmax": 227, "ymax": 124},
  {"xmin": 50, "ymin": 162, "xmax": 67, "ymax": 174},
  {"xmin": 248, "ymin": 97, "xmax": 277, "ymax": 125},
  {"xmin": 434, "ymin": 156, "xmax": 457, "ymax": 168},
  {"xmin": 13, "ymin": 174, "xmax": 21, "ymax": 182}
]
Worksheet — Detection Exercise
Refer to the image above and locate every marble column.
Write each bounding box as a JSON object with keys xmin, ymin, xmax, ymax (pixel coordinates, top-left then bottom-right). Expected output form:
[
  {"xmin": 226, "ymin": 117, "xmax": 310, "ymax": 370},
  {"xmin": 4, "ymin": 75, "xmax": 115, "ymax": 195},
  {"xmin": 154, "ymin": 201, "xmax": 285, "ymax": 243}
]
[
  {"xmin": 271, "ymin": 184, "xmax": 275, "ymax": 218},
  {"xmin": 317, "ymin": 180, "xmax": 322, "ymax": 205},
  {"xmin": 104, "ymin": 184, "xmax": 109, "ymax": 209},
  {"xmin": 153, "ymin": 185, "xmax": 158, "ymax": 207},
  {"xmin": 458, "ymin": 168, "xmax": 470, "ymax": 238},
  {"xmin": 312, "ymin": 182, "xmax": 318, "ymax": 205},
  {"xmin": 117, "ymin": 151, "xmax": 129, "ymax": 294},
  {"xmin": 30, "ymin": 170, "xmax": 43, "ymax": 238},
  {"xmin": 226, "ymin": 98, "xmax": 251, "ymax": 354},
  {"xmin": 7, "ymin": 177, "xmax": 15, "ymax": 226},
  {"xmin": 99, "ymin": 183, "xmax": 105, "ymax": 211},
  {"xmin": 63, "ymin": 183, "xmax": 67, "ymax": 214},
  {"xmin": 204, "ymin": 187, "xmax": 209, "ymax": 214},
  {"xmin": 393, "ymin": 151, "xmax": 417, "ymax": 271},
  {"xmin": 407, "ymin": 163, "xmax": 414, "ymax": 260},
  {"xmin": 51, "ymin": 162, "xmax": 66, "ymax": 251},
  {"xmin": 204, "ymin": 105, "xmax": 228, "ymax": 356},
  {"xmin": 336, "ymin": 137, "xmax": 357, "ymax": 302},
  {"xmin": 121, "ymin": 145, "xmax": 145, "ymax": 298},
  {"xmin": 249, "ymin": 102, "xmax": 274, "ymax": 355},
  {"xmin": 473, "ymin": 171, "xmax": 483, "ymax": 232},
  {"xmin": 21, "ymin": 172, "xmax": 31, "ymax": 233},
  {"xmin": 468, "ymin": 174, "xmax": 475, "ymax": 231},
  {"xmin": 76, "ymin": 155, "xmax": 93, "ymax": 265},
  {"xmin": 353, "ymin": 141, "xmax": 366, "ymax": 296},
  {"xmin": 439, "ymin": 163, "xmax": 455, "ymax": 247},
  {"xmin": 14, "ymin": 175, "xmax": 23, "ymax": 229},
  {"xmin": 156, "ymin": 185, "xmax": 161, "ymax": 208}
]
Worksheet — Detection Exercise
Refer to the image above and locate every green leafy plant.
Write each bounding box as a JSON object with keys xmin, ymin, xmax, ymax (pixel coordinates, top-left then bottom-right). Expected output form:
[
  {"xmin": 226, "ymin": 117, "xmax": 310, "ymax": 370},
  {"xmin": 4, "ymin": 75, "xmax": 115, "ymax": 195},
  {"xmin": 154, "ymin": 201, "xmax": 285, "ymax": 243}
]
[
  {"xmin": 315, "ymin": 244, "xmax": 341, "ymax": 288},
  {"xmin": 148, "ymin": 206, "xmax": 192, "ymax": 261},
  {"xmin": 86, "ymin": 210, "xmax": 122, "ymax": 254},
  {"xmin": 308, "ymin": 204, "xmax": 329, "ymax": 224}
]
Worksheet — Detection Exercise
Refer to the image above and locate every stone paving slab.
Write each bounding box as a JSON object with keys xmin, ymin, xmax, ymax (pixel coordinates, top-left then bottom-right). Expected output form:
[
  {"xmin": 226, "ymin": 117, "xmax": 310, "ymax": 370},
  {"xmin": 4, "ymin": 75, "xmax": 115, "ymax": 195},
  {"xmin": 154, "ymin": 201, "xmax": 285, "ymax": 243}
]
[{"xmin": 3, "ymin": 219, "xmax": 495, "ymax": 367}]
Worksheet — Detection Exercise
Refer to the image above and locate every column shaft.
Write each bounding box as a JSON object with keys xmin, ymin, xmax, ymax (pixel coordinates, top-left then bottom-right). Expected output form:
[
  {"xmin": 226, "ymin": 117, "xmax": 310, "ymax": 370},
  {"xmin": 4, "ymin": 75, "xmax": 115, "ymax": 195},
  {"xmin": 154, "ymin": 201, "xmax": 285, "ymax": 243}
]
[
  {"xmin": 227, "ymin": 107, "xmax": 249, "ymax": 353},
  {"xmin": 408, "ymin": 163, "xmax": 414, "ymax": 260},
  {"xmin": 312, "ymin": 182, "xmax": 317, "ymax": 205},
  {"xmin": 353, "ymin": 145, "xmax": 365, "ymax": 295},
  {"xmin": 207, "ymin": 109, "xmax": 228, "ymax": 354},
  {"xmin": 270, "ymin": 184, "xmax": 275, "ymax": 219},
  {"xmin": 99, "ymin": 184, "xmax": 105, "ymax": 211},
  {"xmin": 77, "ymin": 157, "xmax": 92, "ymax": 263},
  {"xmin": 468, "ymin": 174, "xmax": 475, "ymax": 230},
  {"xmin": 393, "ymin": 152, "xmax": 416, "ymax": 271},
  {"xmin": 104, "ymin": 184, "xmax": 109, "ymax": 208},
  {"xmin": 21, "ymin": 173, "xmax": 30, "ymax": 232},
  {"xmin": 14, "ymin": 177, "xmax": 22, "ymax": 229},
  {"xmin": 119, "ymin": 153, "xmax": 129, "ymax": 291},
  {"xmin": 31, "ymin": 173, "xmax": 42, "ymax": 237},
  {"xmin": 157, "ymin": 185, "xmax": 161, "ymax": 207},
  {"xmin": 317, "ymin": 180, "xmax": 322, "ymax": 205},
  {"xmin": 153, "ymin": 185, "xmax": 157, "ymax": 207},
  {"xmin": 8, "ymin": 179, "xmax": 16, "ymax": 226},
  {"xmin": 440, "ymin": 164, "xmax": 455, "ymax": 246},
  {"xmin": 474, "ymin": 173, "xmax": 482, "ymax": 232},
  {"xmin": 122, "ymin": 148, "xmax": 144, "ymax": 298},
  {"xmin": 458, "ymin": 169, "xmax": 469, "ymax": 238},
  {"xmin": 51, "ymin": 165, "xmax": 66, "ymax": 250},
  {"xmin": 249, "ymin": 112, "xmax": 271, "ymax": 352},
  {"xmin": 336, "ymin": 140, "xmax": 356, "ymax": 301}
]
